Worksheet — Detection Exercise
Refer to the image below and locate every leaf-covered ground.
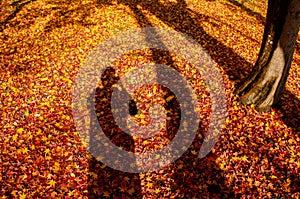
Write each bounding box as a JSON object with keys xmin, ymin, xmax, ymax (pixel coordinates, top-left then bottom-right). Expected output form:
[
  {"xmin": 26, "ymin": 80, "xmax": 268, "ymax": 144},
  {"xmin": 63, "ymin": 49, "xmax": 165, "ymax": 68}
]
[{"xmin": 0, "ymin": 0, "xmax": 299, "ymax": 198}]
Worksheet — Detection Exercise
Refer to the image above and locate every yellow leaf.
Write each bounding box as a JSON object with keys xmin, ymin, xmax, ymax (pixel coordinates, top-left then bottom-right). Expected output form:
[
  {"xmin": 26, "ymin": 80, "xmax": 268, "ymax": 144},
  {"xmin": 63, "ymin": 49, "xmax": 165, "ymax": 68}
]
[
  {"xmin": 41, "ymin": 136, "xmax": 47, "ymax": 142},
  {"xmin": 254, "ymin": 181, "xmax": 260, "ymax": 186},
  {"xmin": 32, "ymin": 171, "xmax": 38, "ymax": 176},
  {"xmin": 233, "ymin": 105, "xmax": 238, "ymax": 110},
  {"xmin": 219, "ymin": 163, "xmax": 225, "ymax": 170},
  {"xmin": 30, "ymin": 145, "xmax": 35, "ymax": 150},
  {"xmin": 296, "ymin": 160, "xmax": 300, "ymax": 168},
  {"xmin": 119, "ymin": 185, "xmax": 127, "ymax": 192},
  {"xmin": 140, "ymin": 118, "xmax": 148, "ymax": 125},
  {"xmin": 146, "ymin": 182, "xmax": 153, "ymax": 188},
  {"xmin": 19, "ymin": 192, "xmax": 27, "ymax": 199},
  {"xmin": 153, "ymin": 85, "xmax": 157, "ymax": 94},
  {"xmin": 45, "ymin": 148, "xmax": 50, "ymax": 154},
  {"xmin": 191, "ymin": 150, "xmax": 198, "ymax": 155},
  {"xmin": 48, "ymin": 179, "xmax": 56, "ymax": 187},
  {"xmin": 17, "ymin": 128, "xmax": 24, "ymax": 133},
  {"xmin": 90, "ymin": 172, "xmax": 97, "ymax": 179},
  {"xmin": 166, "ymin": 95, "xmax": 174, "ymax": 102},
  {"xmin": 241, "ymin": 155, "xmax": 248, "ymax": 161},
  {"xmin": 45, "ymin": 156, "xmax": 52, "ymax": 161},
  {"xmin": 154, "ymin": 188, "xmax": 160, "ymax": 194},
  {"xmin": 142, "ymin": 140, "xmax": 148, "ymax": 145},
  {"xmin": 12, "ymin": 134, "xmax": 18, "ymax": 141},
  {"xmin": 22, "ymin": 147, "xmax": 29, "ymax": 154},
  {"xmin": 155, "ymin": 154, "xmax": 160, "ymax": 159}
]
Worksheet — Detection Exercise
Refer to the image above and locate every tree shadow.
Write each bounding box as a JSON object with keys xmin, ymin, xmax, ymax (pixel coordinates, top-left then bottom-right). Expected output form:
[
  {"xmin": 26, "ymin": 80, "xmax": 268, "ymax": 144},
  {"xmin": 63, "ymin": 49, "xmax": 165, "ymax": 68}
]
[
  {"xmin": 0, "ymin": 0, "xmax": 102, "ymax": 32},
  {"xmin": 0, "ymin": 0, "xmax": 37, "ymax": 31},
  {"xmin": 224, "ymin": 0, "xmax": 266, "ymax": 25},
  {"xmin": 0, "ymin": 0, "xmax": 107, "ymax": 75},
  {"xmin": 274, "ymin": 90, "xmax": 300, "ymax": 131},
  {"xmin": 295, "ymin": 38, "xmax": 300, "ymax": 58},
  {"xmin": 163, "ymin": 147, "xmax": 235, "ymax": 198},
  {"xmin": 43, "ymin": 0, "xmax": 99, "ymax": 32},
  {"xmin": 123, "ymin": 0, "xmax": 253, "ymax": 83}
]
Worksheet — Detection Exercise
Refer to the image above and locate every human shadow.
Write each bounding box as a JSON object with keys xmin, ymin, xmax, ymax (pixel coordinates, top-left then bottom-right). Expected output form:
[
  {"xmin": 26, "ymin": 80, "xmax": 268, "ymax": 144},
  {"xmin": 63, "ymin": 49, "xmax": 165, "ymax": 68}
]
[
  {"xmin": 86, "ymin": 67, "xmax": 142, "ymax": 198},
  {"xmin": 87, "ymin": 61, "xmax": 234, "ymax": 197}
]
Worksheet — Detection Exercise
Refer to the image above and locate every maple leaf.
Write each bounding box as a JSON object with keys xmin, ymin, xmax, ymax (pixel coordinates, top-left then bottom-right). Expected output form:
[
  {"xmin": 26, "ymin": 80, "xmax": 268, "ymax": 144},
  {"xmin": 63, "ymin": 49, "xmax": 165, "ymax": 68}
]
[
  {"xmin": 17, "ymin": 128, "xmax": 24, "ymax": 133},
  {"xmin": 146, "ymin": 176, "xmax": 152, "ymax": 181},
  {"xmin": 103, "ymin": 191, "xmax": 110, "ymax": 197},
  {"xmin": 191, "ymin": 150, "xmax": 198, "ymax": 155},
  {"xmin": 67, "ymin": 190, "xmax": 75, "ymax": 197},
  {"xmin": 90, "ymin": 172, "xmax": 97, "ymax": 179},
  {"xmin": 45, "ymin": 156, "xmax": 52, "ymax": 160},
  {"xmin": 146, "ymin": 182, "xmax": 153, "ymax": 189},
  {"xmin": 119, "ymin": 184, "xmax": 127, "ymax": 192},
  {"xmin": 177, "ymin": 164, "xmax": 183, "ymax": 169},
  {"xmin": 30, "ymin": 145, "xmax": 35, "ymax": 150},
  {"xmin": 128, "ymin": 188, "xmax": 135, "ymax": 195},
  {"xmin": 154, "ymin": 188, "xmax": 160, "ymax": 194},
  {"xmin": 44, "ymin": 148, "xmax": 50, "ymax": 154},
  {"xmin": 12, "ymin": 134, "xmax": 18, "ymax": 141},
  {"xmin": 41, "ymin": 136, "xmax": 47, "ymax": 142},
  {"xmin": 241, "ymin": 155, "xmax": 248, "ymax": 162},
  {"xmin": 19, "ymin": 192, "xmax": 27, "ymax": 199},
  {"xmin": 53, "ymin": 162, "xmax": 60, "ymax": 172},
  {"xmin": 21, "ymin": 147, "xmax": 29, "ymax": 154},
  {"xmin": 48, "ymin": 179, "xmax": 56, "ymax": 187},
  {"xmin": 32, "ymin": 171, "xmax": 38, "ymax": 176}
]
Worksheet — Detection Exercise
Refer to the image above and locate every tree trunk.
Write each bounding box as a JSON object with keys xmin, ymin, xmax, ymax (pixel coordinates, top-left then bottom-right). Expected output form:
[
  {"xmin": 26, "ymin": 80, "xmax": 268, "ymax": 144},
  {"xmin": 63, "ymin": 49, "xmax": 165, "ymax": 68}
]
[{"xmin": 235, "ymin": 0, "xmax": 300, "ymax": 112}]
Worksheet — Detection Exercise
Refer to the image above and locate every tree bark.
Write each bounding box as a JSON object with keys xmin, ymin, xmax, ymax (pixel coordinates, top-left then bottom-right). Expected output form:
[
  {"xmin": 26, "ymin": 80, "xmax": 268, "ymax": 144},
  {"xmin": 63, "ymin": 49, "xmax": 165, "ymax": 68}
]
[{"xmin": 235, "ymin": 0, "xmax": 300, "ymax": 112}]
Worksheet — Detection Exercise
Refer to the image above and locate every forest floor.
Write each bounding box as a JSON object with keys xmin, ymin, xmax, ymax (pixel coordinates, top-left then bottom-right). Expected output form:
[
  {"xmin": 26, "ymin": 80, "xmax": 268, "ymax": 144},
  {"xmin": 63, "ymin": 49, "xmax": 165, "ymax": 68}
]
[{"xmin": 0, "ymin": 0, "xmax": 299, "ymax": 198}]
